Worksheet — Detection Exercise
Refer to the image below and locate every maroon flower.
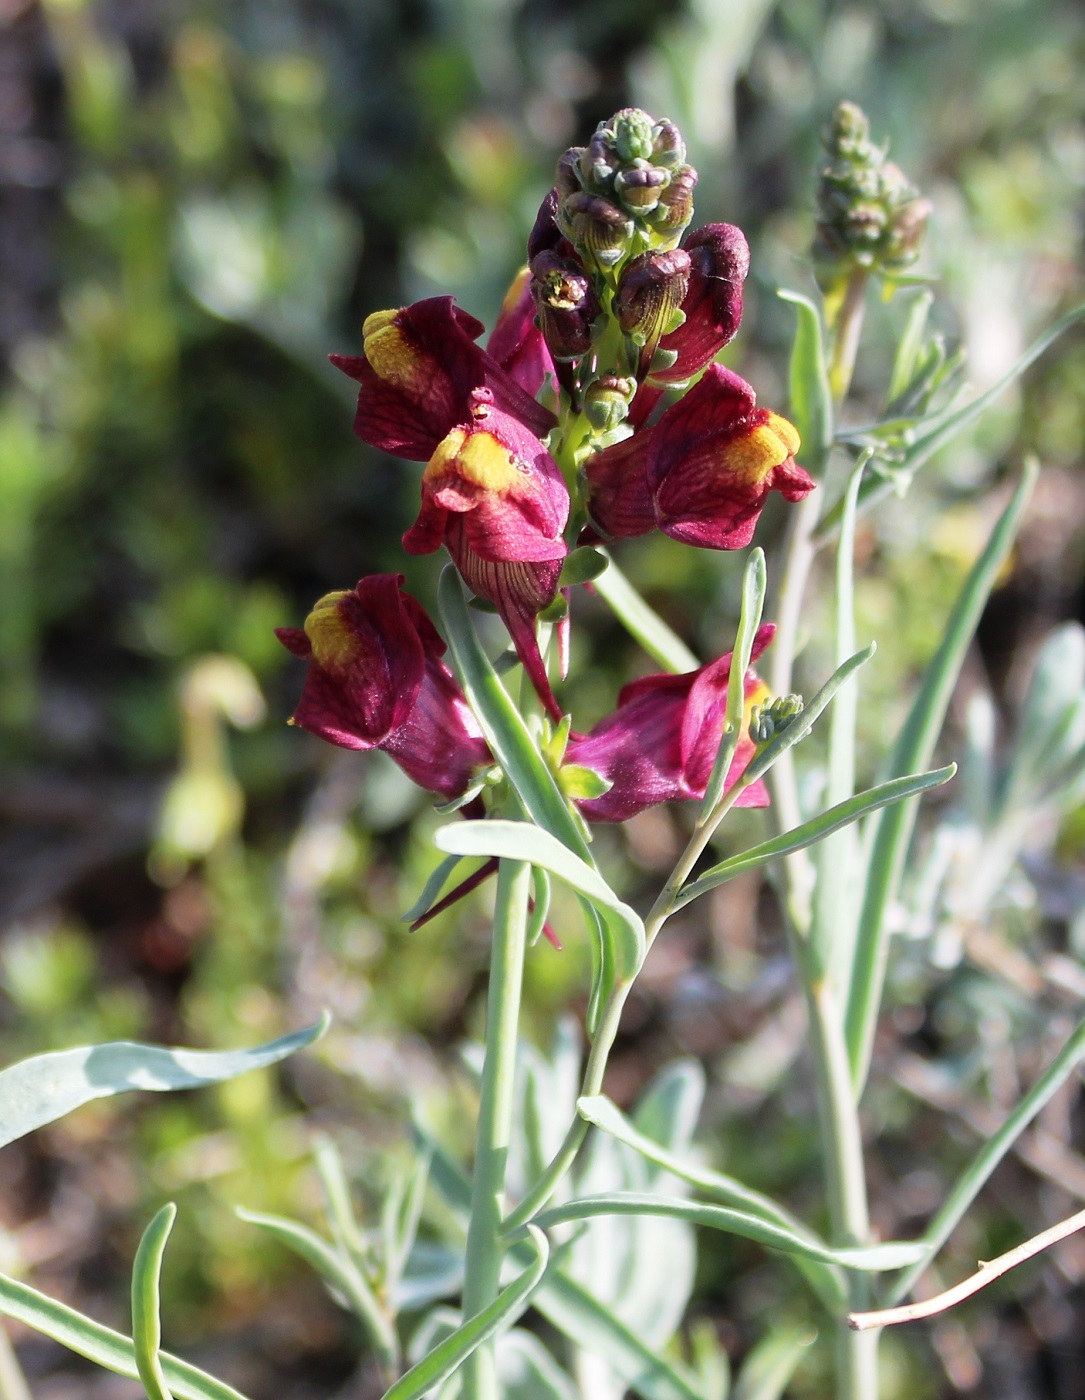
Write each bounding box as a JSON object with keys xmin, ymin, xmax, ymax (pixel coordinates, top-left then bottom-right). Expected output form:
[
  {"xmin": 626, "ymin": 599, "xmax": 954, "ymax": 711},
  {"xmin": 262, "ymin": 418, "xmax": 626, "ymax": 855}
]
[
  {"xmin": 330, "ymin": 296, "xmax": 555, "ymax": 461},
  {"xmin": 565, "ymin": 625, "xmax": 776, "ymax": 822},
  {"xmin": 331, "ymin": 298, "xmax": 569, "ymax": 719},
  {"xmin": 585, "ymin": 364, "xmax": 814, "ymax": 550},
  {"xmin": 276, "ymin": 575, "xmax": 491, "ymax": 800},
  {"xmin": 402, "ymin": 392, "xmax": 569, "ymax": 721}
]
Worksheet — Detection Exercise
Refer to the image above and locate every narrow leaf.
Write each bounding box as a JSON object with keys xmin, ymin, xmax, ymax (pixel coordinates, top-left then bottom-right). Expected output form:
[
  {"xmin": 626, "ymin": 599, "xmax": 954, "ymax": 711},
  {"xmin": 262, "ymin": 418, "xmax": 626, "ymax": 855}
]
[
  {"xmin": 238, "ymin": 1208, "xmax": 397, "ymax": 1368},
  {"xmin": 531, "ymin": 1195, "xmax": 924, "ymax": 1270},
  {"xmin": 779, "ymin": 289, "xmax": 833, "ymax": 477},
  {"xmin": 885, "ymin": 290, "xmax": 933, "ymax": 407},
  {"xmin": 732, "ymin": 1326, "xmax": 815, "ymax": 1400},
  {"xmin": 0, "ymin": 1017, "xmax": 329, "ymax": 1151},
  {"xmin": 534, "ymin": 1271, "xmax": 703, "ymax": 1400},
  {"xmin": 590, "ymin": 552, "xmax": 700, "ymax": 673},
  {"xmin": 822, "ymin": 304, "xmax": 1084, "ymax": 531},
  {"xmin": 699, "ymin": 549, "xmax": 766, "ymax": 821},
  {"xmin": 846, "ymin": 462, "xmax": 1038, "ymax": 1088},
  {"xmin": 0, "ymin": 1272, "xmax": 251, "ymax": 1400},
  {"xmin": 435, "ymin": 821, "xmax": 645, "ymax": 985},
  {"xmin": 437, "ymin": 568, "xmax": 592, "ymax": 861},
  {"xmin": 740, "ymin": 644, "xmax": 876, "ymax": 789},
  {"xmin": 401, "ymin": 855, "xmax": 465, "ymax": 924},
  {"xmin": 578, "ymin": 1094, "xmax": 844, "ymax": 1309},
  {"xmin": 380, "ymin": 1226, "xmax": 549, "ymax": 1400},
  {"xmin": 885, "ymin": 1012, "xmax": 1085, "ymax": 1306},
  {"xmin": 674, "ymin": 766, "xmax": 957, "ymax": 909},
  {"xmin": 132, "ymin": 1204, "xmax": 177, "ymax": 1400}
]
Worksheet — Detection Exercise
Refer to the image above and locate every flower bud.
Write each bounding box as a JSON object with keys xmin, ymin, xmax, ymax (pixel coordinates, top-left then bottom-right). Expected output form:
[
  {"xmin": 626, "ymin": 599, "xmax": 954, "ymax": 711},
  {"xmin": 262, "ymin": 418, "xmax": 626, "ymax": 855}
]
[
  {"xmin": 584, "ymin": 374, "xmax": 637, "ymax": 431},
  {"xmin": 581, "ymin": 127, "xmax": 617, "ymax": 190},
  {"xmin": 614, "ymin": 160, "xmax": 670, "ymax": 215},
  {"xmin": 612, "ymin": 107, "xmax": 656, "ymax": 163},
  {"xmin": 648, "ymin": 163, "xmax": 697, "ymax": 235},
  {"xmin": 813, "ymin": 101, "xmax": 930, "ymax": 284},
  {"xmin": 529, "ymin": 250, "xmax": 601, "ymax": 361},
  {"xmin": 615, "ymin": 248, "xmax": 691, "ymax": 376},
  {"xmin": 555, "ymin": 146, "xmax": 585, "ymax": 199},
  {"xmin": 750, "ymin": 693, "xmax": 804, "ymax": 745},
  {"xmin": 651, "ymin": 120, "xmax": 686, "ymax": 169},
  {"xmin": 559, "ymin": 191, "xmax": 634, "ymax": 268}
]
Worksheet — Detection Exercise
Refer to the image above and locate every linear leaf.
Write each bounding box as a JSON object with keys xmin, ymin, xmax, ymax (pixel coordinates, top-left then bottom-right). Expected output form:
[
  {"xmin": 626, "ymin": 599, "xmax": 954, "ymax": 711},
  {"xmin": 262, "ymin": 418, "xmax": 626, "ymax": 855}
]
[
  {"xmin": 821, "ymin": 304, "xmax": 1084, "ymax": 531},
  {"xmin": 845, "ymin": 463, "xmax": 1038, "ymax": 1088},
  {"xmin": 532, "ymin": 1194, "xmax": 923, "ymax": 1270},
  {"xmin": 438, "ymin": 568, "xmax": 592, "ymax": 861},
  {"xmin": 534, "ymin": 1271, "xmax": 703, "ymax": 1400},
  {"xmin": 132, "ymin": 1205, "xmax": 177, "ymax": 1400},
  {"xmin": 779, "ymin": 289, "xmax": 833, "ymax": 477},
  {"xmin": 578, "ymin": 1095, "xmax": 843, "ymax": 1309},
  {"xmin": 590, "ymin": 552, "xmax": 700, "ymax": 673},
  {"xmin": 675, "ymin": 766, "xmax": 956, "ymax": 909},
  {"xmin": 731, "ymin": 1325, "xmax": 816, "ymax": 1400},
  {"xmin": 380, "ymin": 1226, "xmax": 549, "ymax": 1400},
  {"xmin": 885, "ymin": 1013, "xmax": 1085, "ymax": 1306},
  {"xmin": 0, "ymin": 1017, "xmax": 328, "ymax": 1151},
  {"xmin": 435, "ymin": 821, "xmax": 644, "ymax": 986},
  {"xmin": 237, "ymin": 1208, "xmax": 398, "ymax": 1366},
  {"xmin": 699, "ymin": 548, "xmax": 766, "ymax": 821},
  {"xmin": 0, "ymin": 1272, "xmax": 251, "ymax": 1400}
]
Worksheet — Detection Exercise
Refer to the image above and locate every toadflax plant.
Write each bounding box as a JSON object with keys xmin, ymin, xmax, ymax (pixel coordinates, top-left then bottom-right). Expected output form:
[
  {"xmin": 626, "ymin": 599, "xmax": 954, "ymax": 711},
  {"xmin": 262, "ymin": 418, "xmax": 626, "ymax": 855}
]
[{"xmin": 1, "ymin": 102, "xmax": 1084, "ymax": 1400}]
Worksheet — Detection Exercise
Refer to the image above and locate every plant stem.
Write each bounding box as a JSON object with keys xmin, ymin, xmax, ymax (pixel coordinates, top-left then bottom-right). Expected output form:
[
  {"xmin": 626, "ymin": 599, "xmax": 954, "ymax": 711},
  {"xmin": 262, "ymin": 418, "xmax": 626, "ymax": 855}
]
[
  {"xmin": 804, "ymin": 977, "xmax": 878, "ymax": 1399},
  {"xmin": 461, "ymin": 858, "xmax": 532, "ymax": 1400}
]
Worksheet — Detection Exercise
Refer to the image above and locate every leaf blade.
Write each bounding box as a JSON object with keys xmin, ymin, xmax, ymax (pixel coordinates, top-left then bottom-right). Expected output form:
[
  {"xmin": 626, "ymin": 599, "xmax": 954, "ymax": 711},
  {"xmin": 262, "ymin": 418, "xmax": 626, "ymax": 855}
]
[
  {"xmin": 0, "ymin": 1017, "xmax": 329, "ymax": 1151},
  {"xmin": 131, "ymin": 1204, "xmax": 178, "ymax": 1400}
]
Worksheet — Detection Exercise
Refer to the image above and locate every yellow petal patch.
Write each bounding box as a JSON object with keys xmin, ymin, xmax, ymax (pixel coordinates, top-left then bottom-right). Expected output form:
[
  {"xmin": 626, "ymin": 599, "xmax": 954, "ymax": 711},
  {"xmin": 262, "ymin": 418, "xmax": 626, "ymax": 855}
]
[
  {"xmin": 501, "ymin": 266, "xmax": 531, "ymax": 316},
  {"xmin": 362, "ymin": 308, "xmax": 434, "ymax": 395},
  {"xmin": 304, "ymin": 590, "xmax": 355, "ymax": 669},
  {"xmin": 765, "ymin": 412, "xmax": 801, "ymax": 454},
  {"xmin": 425, "ymin": 428, "xmax": 522, "ymax": 495},
  {"xmin": 721, "ymin": 420, "xmax": 798, "ymax": 484}
]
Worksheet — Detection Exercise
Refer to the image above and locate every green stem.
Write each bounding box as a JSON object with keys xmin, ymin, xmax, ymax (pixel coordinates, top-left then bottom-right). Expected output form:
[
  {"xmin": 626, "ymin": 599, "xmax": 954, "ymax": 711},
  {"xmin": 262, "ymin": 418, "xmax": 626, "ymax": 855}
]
[
  {"xmin": 804, "ymin": 978, "xmax": 877, "ymax": 1399},
  {"xmin": 461, "ymin": 858, "xmax": 532, "ymax": 1400},
  {"xmin": 771, "ymin": 267, "xmax": 877, "ymax": 1397}
]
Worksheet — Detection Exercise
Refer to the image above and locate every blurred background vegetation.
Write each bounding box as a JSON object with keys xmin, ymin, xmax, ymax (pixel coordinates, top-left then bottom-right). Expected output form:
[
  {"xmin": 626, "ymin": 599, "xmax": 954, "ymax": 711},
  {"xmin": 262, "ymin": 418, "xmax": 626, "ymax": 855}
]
[{"xmin": 0, "ymin": 0, "xmax": 1083, "ymax": 1395}]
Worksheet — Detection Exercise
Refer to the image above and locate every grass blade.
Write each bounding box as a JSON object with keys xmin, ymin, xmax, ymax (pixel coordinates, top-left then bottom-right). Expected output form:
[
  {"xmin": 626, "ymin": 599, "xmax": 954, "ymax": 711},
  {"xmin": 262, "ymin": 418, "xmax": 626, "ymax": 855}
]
[{"xmin": 885, "ymin": 1013, "xmax": 1085, "ymax": 1306}]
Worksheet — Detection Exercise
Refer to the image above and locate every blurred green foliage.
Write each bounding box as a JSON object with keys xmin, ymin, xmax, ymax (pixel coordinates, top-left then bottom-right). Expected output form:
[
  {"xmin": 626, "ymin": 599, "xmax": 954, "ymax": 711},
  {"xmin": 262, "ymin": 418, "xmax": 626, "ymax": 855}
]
[{"xmin": 0, "ymin": 0, "xmax": 1083, "ymax": 1394}]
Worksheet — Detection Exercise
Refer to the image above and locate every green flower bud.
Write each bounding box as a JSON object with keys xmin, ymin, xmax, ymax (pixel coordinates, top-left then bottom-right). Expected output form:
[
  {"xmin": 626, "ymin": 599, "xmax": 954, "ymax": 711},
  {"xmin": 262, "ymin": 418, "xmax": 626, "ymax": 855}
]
[
  {"xmin": 584, "ymin": 374, "xmax": 637, "ymax": 430},
  {"xmin": 613, "ymin": 107, "xmax": 656, "ymax": 163},
  {"xmin": 813, "ymin": 101, "xmax": 930, "ymax": 284},
  {"xmin": 749, "ymin": 693, "xmax": 805, "ymax": 745}
]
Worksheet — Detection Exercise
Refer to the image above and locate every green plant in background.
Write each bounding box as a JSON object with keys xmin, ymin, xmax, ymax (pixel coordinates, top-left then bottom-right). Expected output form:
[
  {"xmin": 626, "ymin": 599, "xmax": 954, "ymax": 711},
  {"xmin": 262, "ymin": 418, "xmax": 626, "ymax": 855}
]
[
  {"xmin": 2, "ymin": 97, "xmax": 1079, "ymax": 1400},
  {"xmin": 6, "ymin": 0, "xmax": 1085, "ymax": 1383}
]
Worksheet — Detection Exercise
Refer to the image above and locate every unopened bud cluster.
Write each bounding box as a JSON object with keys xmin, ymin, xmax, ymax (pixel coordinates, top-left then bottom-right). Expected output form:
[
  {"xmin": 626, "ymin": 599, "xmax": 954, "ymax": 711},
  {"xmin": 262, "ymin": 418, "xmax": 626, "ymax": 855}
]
[
  {"xmin": 812, "ymin": 101, "xmax": 931, "ymax": 287},
  {"xmin": 749, "ymin": 693, "xmax": 805, "ymax": 746}
]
